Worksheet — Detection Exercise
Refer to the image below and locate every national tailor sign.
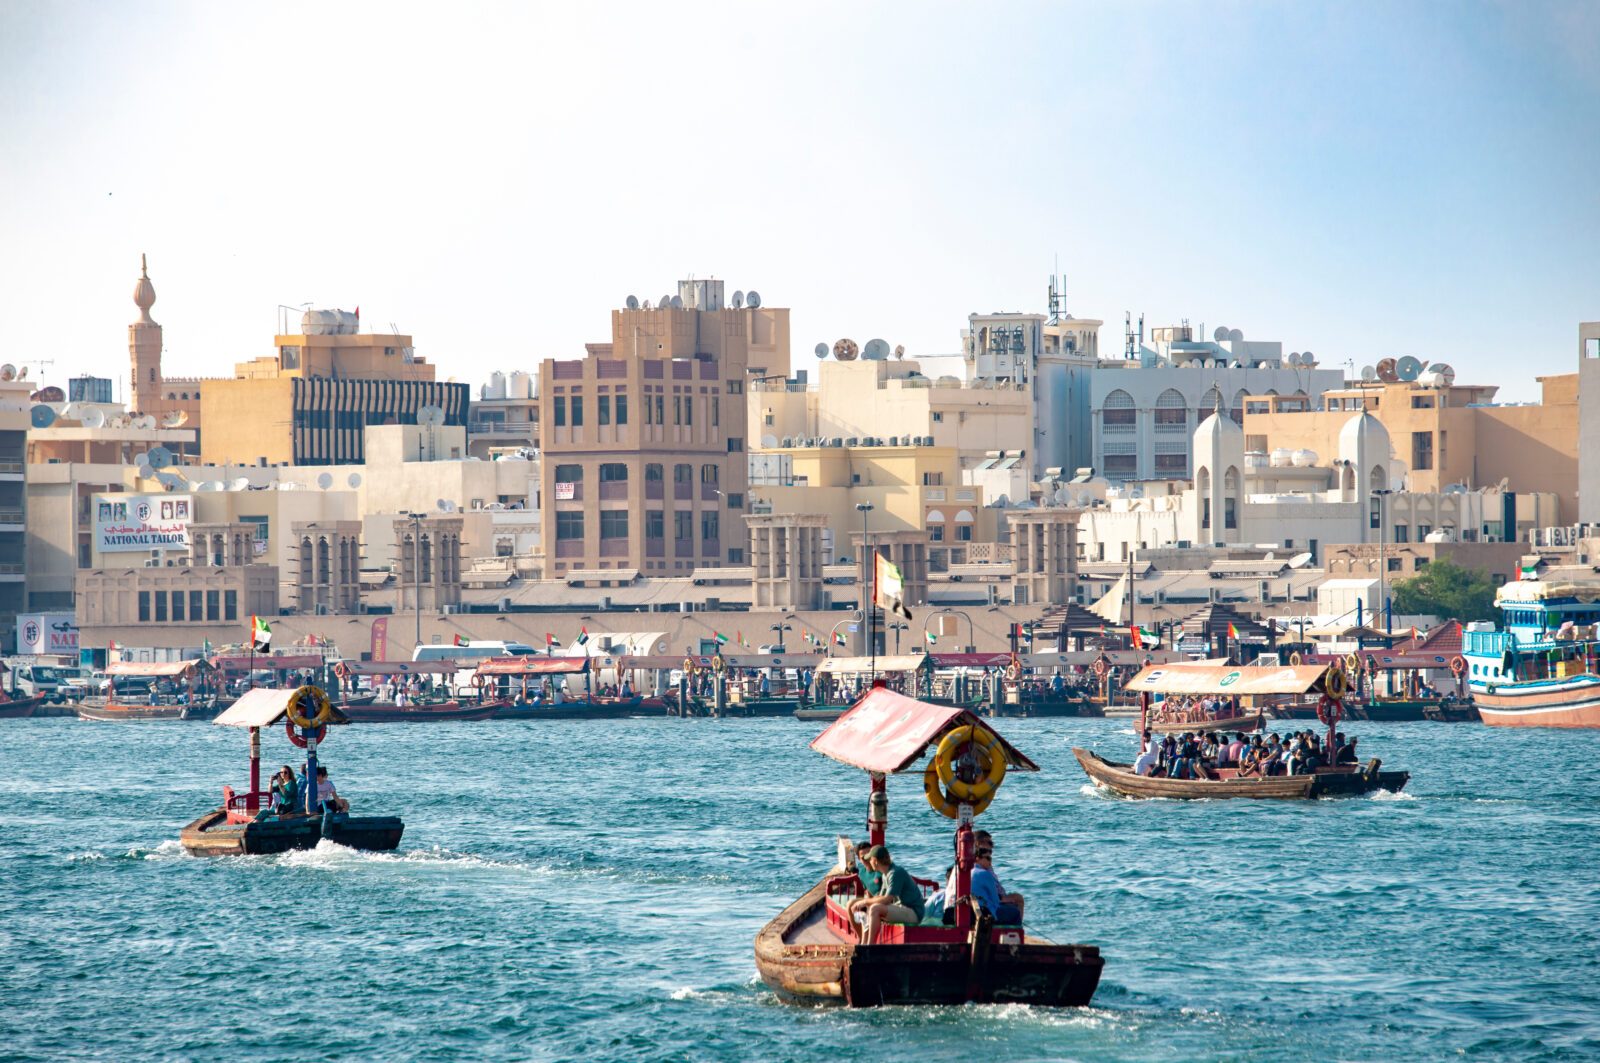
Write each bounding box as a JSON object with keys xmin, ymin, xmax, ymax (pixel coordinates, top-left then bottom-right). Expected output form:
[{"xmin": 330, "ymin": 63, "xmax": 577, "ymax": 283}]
[{"xmin": 94, "ymin": 494, "xmax": 192, "ymax": 552}]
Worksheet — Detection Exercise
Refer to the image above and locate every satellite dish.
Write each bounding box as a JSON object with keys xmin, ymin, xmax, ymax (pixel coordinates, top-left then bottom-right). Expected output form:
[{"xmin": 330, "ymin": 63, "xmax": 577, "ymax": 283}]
[
  {"xmin": 155, "ymin": 470, "xmax": 186, "ymax": 490},
  {"xmin": 1228, "ymin": 328, "xmax": 1244, "ymax": 342},
  {"xmin": 317, "ymin": 472, "xmax": 334, "ymax": 490},
  {"xmin": 746, "ymin": 291, "xmax": 761, "ymax": 309},
  {"xmin": 134, "ymin": 414, "xmax": 157, "ymax": 430},
  {"xmin": 161, "ymin": 411, "xmax": 188, "ymax": 428},
  {"xmin": 0, "ymin": 364, "xmax": 15, "ymax": 381},
  {"xmin": 1213, "ymin": 326, "xmax": 1229, "ymax": 342},
  {"xmin": 1430, "ymin": 362, "xmax": 1456, "ymax": 384},
  {"xmin": 641, "ymin": 300, "xmax": 652, "ymax": 310},
  {"xmin": 1287, "ymin": 352, "xmax": 1302, "ymax": 366},
  {"xmin": 29, "ymin": 405, "xmax": 56, "ymax": 429},
  {"xmin": 731, "ymin": 290, "xmax": 744, "ymax": 309},
  {"xmin": 1360, "ymin": 365, "xmax": 1377, "ymax": 382},
  {"xmin": 347, "ymin": 472, "xmax": 363, "ymax": 489},
  {"xmin": 230, "ymin": 477, "xmax": 251, "ymax": 491},
  {"xmin": 625, "ymin": 295, "xmax": 640, "ymax": 310},
  {"xmin": 1396, "ymin": 355, "xmax": 1423, "ymax": 382},
  {"xmin": 833, "ymin": 338, "xmax": 860, "ymax": 361},
  {"xmin": 894, "ymin": 345, "xmax": 906, "ymax": 360},
  {"xmin": 862, "ymin": 338, "xmax": 891, "ymax": 361},
  {"xmin": 436, "ymin": 498, "xmax": 450, "ymax": 511},
  {"xmin": 417, "ymin": 404, "xmax": 446, "ymax": 427},
  {"xmin": 813, "ymin": 342, "xmax": 829, "ymax": 359},
  {"xmin": 669, "ymin": 295, "xmax": 684, "ymax": 309},
  {"xmin": 1287, "ymin": 551, "xmax": 1314, "ymax": 569},
  {"xmin": 659, "ymin": 294, "xmax": 672, "ymax": 308},
  {"xmin": 1301, "ymin": 350, "xmax": 1315, "ymax": 365},
  {"xmin": 134, "ymin": 453, "xmax": 151, "ymax": 474},
  {"xmin": 1376, "ymin": 358, "xmax": 1399, "ymax": 383},
  {"xmin": 16, "ymin": 366, "xmax": 26, "ymax": 380},
  {"xmin": 82, "ymin": 408, "xmax": 105, "ymax": 429},
  {"xmin": 146, "ymin": 445, "xmax": 174, "ymax": 469}
]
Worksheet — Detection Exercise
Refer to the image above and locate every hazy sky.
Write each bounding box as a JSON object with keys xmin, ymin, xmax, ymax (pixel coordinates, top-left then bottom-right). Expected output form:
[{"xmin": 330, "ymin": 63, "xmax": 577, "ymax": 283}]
[{"xmin": 2, "ymin": 1, "xmax": 1596, "ymax": 401}]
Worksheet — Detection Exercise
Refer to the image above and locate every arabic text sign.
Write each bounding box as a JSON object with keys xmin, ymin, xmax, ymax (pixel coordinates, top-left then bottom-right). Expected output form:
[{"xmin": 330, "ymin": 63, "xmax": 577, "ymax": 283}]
[
  {"xmin": 94, "ymin": 494, "xmax": 192, "ymax": 552},
  {"xmin": 17, "ymin": 612, "xmax": 78, "ymax": 655}
]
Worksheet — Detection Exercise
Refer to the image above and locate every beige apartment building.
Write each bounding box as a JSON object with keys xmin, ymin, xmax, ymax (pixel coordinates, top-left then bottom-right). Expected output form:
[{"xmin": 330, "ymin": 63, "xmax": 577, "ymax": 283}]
[
  {"xmin": 1243, "ymin": 375, "xmax": 1579, "ymax": 519},
  {"xmin": 538, "ymin": 279, "xmax": 789, "ymax": 576},
  {"xmin": 751, "ymin": 354, "xmax": 1031, "ymax": 473}
]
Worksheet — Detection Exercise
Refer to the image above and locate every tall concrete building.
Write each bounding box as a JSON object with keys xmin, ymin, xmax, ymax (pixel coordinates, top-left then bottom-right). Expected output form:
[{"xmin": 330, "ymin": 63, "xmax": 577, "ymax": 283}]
[
  {"xmin": 539, "ymin": 278, "xmax": 789, "ymax": 576},
  {"xmin": 1579, "ymin": 321, "xmax": 1600, "ymax": 525},
  {"xmin": 0, "ymin": 379, "xmax": 29, "ymax": 647}
]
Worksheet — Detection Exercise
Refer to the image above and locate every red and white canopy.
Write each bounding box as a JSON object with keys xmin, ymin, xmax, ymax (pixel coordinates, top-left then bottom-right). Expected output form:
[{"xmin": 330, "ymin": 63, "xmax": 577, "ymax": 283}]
[{"xmin": 809, "ymin": 686, "xmax": 1038, "ymax": 774}]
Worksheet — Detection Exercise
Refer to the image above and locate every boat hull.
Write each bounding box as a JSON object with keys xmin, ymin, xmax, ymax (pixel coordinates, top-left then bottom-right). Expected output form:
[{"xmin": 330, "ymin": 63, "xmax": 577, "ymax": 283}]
[
  {"xmin": 179, "ymin": 808, "xmax": 404, "ymax": 857},
  {"xmin": 338, "ymin": 701, "xmax": 499, "ymax": 723},
  {"xmin": 494, "ymin": 697, "xmax": 650, "ymax": 721},
  {"xmin": 1148, "ymin": 712, "xmax": 1263, "ymax": 735},
  {"xmin": 1073, "ymin": 747, "xmax": 1409, "ymax": 800},
  {"xmin": 793, "ymin": 705, "xmax": 848, "ymax": 722},
  {"xmin": 75, "ymin": 699, "xmax": 188, "ymax": 722},
  {"xmin": 755, "ymin": 877, "xmax": 1102, "ymax": 1008},
  {"xmin": 0, "ymin": 695, "xmax": 44, "ymax": 718},
  {"xmin": 1473, "ymin": 676, "xmax": 1600, "ymax": 728}
]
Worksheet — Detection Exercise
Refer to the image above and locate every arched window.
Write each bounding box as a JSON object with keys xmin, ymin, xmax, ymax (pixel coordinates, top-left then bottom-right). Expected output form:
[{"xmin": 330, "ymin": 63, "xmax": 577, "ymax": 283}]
[
  {"xmin": 1230, "ymin": 389, "xmax": 1249, "ymax": 424},
  {"xmin": 1371, "ymin": 465, "xmax": 1388, "ymax": 491},
  {"xmin": 1153, "ymin": 389, "xmax": 1187, "ymax": 431},
  {"xmin": 644, "ymin": 463, "xmax": 663, "ymax": 482},
  {"xmin": 1198, "ymin": 390, "xmax": 1220, "ymax": 421},
  {"xmin": 924, "ymin": 509, "xmax": 946, "ymax": 524},
  {"xmin": 1197, "ymin": 468, "xmax": 1211, "ymax": 529},
  {"xmin": 1103, "ymin": 390, "xmax": 1135, "ymax": 430}
]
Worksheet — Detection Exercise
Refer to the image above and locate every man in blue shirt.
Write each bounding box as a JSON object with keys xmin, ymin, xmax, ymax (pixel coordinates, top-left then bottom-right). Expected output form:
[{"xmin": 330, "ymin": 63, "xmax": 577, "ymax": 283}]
[{"xmin": 971, "ymin": 843, "xmax": 1023, "ymax": 925}]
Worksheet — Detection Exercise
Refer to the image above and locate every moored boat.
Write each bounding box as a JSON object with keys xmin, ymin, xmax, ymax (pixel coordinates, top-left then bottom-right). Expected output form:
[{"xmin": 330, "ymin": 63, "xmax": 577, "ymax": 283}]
[
  {"xmin": 1075, "ymin": 661, "xmax": 1409, "ymax": 800},
  {"xmin": 1465, "ymin": 577, "xmax": 1600, "ymax": 728},
  {"xmin": 179, "ymin": 685, "xmax": 403, "ymax": 857},
  {"xmin": 75, "ymin": 659, "xmax": 215, "ymax": 722},
  {"xmin": 0, "ymin": 693, "xmax": 44, "ymax": 718},
  {"xmin": 1148, "ymin": 710, "xmax": 1263, "ymax": 735},
  {"xmin": 340, "ymin": 700, "xmax": 500, "ymax": 723},
  {"xmin": 756, "ymin": 685, "xmax": 1104, "ymax": 1008}
]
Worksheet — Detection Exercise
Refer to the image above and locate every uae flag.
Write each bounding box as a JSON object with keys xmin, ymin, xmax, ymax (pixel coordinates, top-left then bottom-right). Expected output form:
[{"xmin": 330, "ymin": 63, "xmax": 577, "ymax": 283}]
[
  {"xmin": 252, "ymin": 615, "xmax": 272, "ymax": 653},
  {"xmin": 1226, "ymin": 621, "xmax": 1240, "ymax": 641},
  {"xmin": 833, "ymin": 631, "xmax": 848, "ymax": 647},
  {"xmin": 924, "ymin": 630, "xmax": 937, "ymax": 646},
  {"xmin": 453, "ymin": 633, "xmax": 467, "ymax": 646},
  {"xmin": 713, "ymin": 631, "xmax": 729, "ymax": 646},
  {"xmin": 575, "ymin": 626, "xmax": 590, "ymax": 647},
  {"xmin": 874, "ymin": 554, "xmax": 913, "ymax": 621}
]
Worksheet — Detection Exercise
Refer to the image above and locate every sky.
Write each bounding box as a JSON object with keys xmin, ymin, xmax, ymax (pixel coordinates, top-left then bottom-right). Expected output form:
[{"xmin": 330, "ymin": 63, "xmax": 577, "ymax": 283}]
[{"xmin": 1, "ymin": 1, "xmax": 1596, "ymax": 402}]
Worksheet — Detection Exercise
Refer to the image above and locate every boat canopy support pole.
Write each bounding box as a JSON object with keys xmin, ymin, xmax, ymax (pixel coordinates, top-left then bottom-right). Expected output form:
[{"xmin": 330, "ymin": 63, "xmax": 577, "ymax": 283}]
[
  {"xmin": 1139, "ymin": 691, "xmax": 1150, "ymax": 752},
  {"xmin": 954, "ymin": 821, "xmax": 975, "ymax": 932},
  {"xmin": 248, "ymin": 726, "xmax": 261, "ymax": 811},
  {"xmin": 867, "ymin": 771, "xmax": 887, "ymax": 848}
]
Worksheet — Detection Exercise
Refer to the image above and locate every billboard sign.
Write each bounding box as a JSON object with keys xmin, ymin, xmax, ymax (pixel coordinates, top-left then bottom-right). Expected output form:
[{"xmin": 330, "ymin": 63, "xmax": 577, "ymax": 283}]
[
  {"xmin": 17, "ymin": 613, "xmax": 78, "ymax": 655},
  {"xmin": 94, "ymin": 494, "xmax": 192, "ymax": 552}
]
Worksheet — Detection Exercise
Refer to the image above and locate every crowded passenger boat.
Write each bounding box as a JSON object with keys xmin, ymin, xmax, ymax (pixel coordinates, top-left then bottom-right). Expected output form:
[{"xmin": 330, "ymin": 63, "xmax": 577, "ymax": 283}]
[{"xmin": 1074, "ymin": 662, "xmax": 1409, "ymax": 799}]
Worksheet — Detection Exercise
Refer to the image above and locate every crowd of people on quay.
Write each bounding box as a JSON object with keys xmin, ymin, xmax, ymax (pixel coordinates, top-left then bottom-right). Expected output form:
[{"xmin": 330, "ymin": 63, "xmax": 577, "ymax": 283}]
[
  {"xmin": 845, "ymin": 830, "xmax": 1025, "ymax": 944},
  {"xmin": 1131, "ymin": 729, "xmax": 1361, "ymax": 779}
]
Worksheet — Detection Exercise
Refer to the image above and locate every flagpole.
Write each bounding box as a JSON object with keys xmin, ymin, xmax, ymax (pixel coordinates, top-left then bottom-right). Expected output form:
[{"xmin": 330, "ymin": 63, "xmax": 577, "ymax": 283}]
[
  {"xmin": 857, "ymin": 503, "xmax": 875, "ymax": 684},
  {"xmin": 248, "ymin": 615, "xmax": 255, "ymax": 690}
]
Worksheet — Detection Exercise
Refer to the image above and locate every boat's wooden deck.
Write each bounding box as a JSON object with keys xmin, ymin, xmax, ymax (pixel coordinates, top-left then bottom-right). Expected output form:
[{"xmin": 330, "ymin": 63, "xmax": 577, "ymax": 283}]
[{"xmin": 783, "ymin": 899, "xmax": 851, "ymax": 947}]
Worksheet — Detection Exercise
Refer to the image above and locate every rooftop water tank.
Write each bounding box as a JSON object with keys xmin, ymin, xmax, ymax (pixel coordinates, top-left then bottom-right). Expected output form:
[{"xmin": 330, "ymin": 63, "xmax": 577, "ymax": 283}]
[
  {"xmin": 509, "ymin": 370, "xmax": 532, "ymax": 398},
  {"xmin": 301, "ymin": 308, "xmax": 359, "ymax": 335},
  {"xmin": 1270, "ymin": 448, "xmax": 1294, "ymax": 467},
  {"xmin": 486, "ymin": 370, "xmax": 507, "ymax": 400},
  {"xmin": 1291, "ymin": 448, "xmax": 1318, "ymax": 467}
]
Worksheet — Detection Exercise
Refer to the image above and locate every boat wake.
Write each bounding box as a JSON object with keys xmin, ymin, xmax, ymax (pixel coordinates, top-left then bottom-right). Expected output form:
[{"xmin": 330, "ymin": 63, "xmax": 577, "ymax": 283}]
[
  {"xmin": 125, "ymin": 839, "xmax": 190, "ymax": 861},
  {"xmin": 1367, "ymin": 789, "xmax": 1418, "ymax": 802}
]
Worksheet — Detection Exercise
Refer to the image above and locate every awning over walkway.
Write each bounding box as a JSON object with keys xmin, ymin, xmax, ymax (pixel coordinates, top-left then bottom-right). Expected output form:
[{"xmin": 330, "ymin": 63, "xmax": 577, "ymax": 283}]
[
  {"xmin": 814, "ymin": 655, "xmax": 927, "ymax": 676},
  {"xmin": 476, "ymin": 656, "xmax": 591, "ymax": 676},
  {"xmin": 106, "ymin": 659, "xmax": 208, "ymax": 677},
  {"xmin": 1124, "ymin": 662, "xmax": 1331, "ymax": 696}
]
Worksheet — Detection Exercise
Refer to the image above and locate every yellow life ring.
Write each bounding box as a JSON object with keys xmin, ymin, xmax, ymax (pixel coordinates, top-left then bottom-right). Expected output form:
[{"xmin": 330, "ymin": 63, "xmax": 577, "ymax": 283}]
[
  {"xmin": 933, "ymin": 724, "xmax": 1008, "ymax": 803},
  {"xmin": 712, "ymin": 654, "xmax": 726, "ymax": 673},
  {"xmin": 1344, "ymin": 652, "xmax": 1361, "ymax": 673},
  {"xmin": 1289, "ymin": 651, "xmax": 1303, "ymax": 665},
  {"xmin": 1324, "ymin": 667, "xmax": 1348, "ymax": 701},
  {"xmin": 924, "ymin": 760, "xmax": 995, "ymax": 820},
  {"xmin": 1005, "ymin": 659, "xmax": 1022, "ymax": 681},
  {"xmin": 682, "ymin": 657, "xmax": 696, "ymax": 675},
  {"xmin": 285, "ymin": 684, "xmax": 334, "ymax": 729}
]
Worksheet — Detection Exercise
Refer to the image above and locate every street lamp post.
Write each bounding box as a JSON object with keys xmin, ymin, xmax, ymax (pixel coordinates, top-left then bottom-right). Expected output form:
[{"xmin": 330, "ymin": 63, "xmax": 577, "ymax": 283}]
[
  {"xmin": 769, "ymin": 621, "xmax": 791, "ymax": 651},
  {"xmin": 406, "ymin": 512, "xmax": 423, "ymax": 653},
  {"xmin": 856, "ymin": 503, "xmax": 875, "ymax": 682},
  {"xmin": 889, "ymin": 620, "xmax": 908, "ymax": 655}
]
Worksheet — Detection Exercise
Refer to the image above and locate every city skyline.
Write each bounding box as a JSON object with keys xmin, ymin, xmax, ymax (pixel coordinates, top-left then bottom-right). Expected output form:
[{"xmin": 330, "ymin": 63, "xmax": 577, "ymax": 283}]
[{"xmin": 3, "ymin": 2, "xmax": 1597, "ymax": 400}]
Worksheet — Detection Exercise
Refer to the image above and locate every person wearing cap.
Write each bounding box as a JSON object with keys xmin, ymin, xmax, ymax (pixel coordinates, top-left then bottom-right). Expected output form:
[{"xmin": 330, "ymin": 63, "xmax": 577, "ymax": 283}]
[{"xmin": 848, "ymin": 844, "xmax": 925, "ymax": 945}]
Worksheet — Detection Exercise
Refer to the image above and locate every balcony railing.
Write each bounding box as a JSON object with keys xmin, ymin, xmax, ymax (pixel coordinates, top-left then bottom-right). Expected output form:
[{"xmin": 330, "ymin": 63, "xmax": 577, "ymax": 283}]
[{"xmin": 0, "ymin": 510, "xmax": 24, "ymax": 524}]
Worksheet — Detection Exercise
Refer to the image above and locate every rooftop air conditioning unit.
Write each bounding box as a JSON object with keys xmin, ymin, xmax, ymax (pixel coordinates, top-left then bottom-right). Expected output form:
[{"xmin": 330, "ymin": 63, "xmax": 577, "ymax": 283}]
[
  {"xmin": 781, "ymin": 436, "xmax": 792, "ymax": 447},
  {"xmin": 846, "ymin": 437, "xmax": 858, "ymax": 446}
]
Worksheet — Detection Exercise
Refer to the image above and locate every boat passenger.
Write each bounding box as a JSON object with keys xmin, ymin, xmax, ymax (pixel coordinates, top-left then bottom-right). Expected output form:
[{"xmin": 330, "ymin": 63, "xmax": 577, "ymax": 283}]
[
  {"xmin": 316, "ymin": 767, "xmax": 349, "ymax": 813},
  {"xmin": 1227, "ymin": 733, "xmax": 1247, "ymax": 765},
  {"xmin": 850, "ymin": 845, "xmax": 925, "ymax": 945},
  {"xmin": 265, "ymin": 765, "xmax": 299, "ymax": 817},
  {"xmin": 1335, "ymin": 734, "xmax": 1359, "ymax": 765},
  {"xmin": 1133, "ymin": 731, "xmax": 1161, "ymax": 776},
  {"xmin": 970, "ymin": 845, "xmax": 1022, "ymax": 926},
  {"xmin": 854, "ymin": 840, "xmax": 883, "ymax": 894},
  {"xmin": 973, "ymin": 831, "xmax": 1025, "ymax": 921}
]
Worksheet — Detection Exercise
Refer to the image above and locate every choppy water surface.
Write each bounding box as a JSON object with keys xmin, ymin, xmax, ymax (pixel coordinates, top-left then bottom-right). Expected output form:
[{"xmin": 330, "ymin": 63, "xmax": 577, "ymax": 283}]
[{"xmin": 1, "ymin": 717, "xmax": 1596, "ymax": 1062}]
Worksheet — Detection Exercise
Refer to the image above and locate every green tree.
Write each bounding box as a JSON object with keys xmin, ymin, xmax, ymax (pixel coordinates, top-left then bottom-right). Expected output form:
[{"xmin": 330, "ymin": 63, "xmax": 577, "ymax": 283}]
[{"xmin": 1389, "ymin": 559, "xmax": 1498, "ymax": 623}]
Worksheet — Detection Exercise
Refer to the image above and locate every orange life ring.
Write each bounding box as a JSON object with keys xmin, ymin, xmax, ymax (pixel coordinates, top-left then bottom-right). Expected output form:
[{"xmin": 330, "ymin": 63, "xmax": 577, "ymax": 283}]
[
  {"xmin": 472, "ymin": 673, "xmax": 486, "ymax": 689},
  {"xmin": 286, "ymin": 718, "xmax": 327, "ymax": 747},
  {"xmin": 1316, "ymin": 694, "xmax": 1342, "ymax": 727},
  {"xmin": 1093, "ymin": 658, "xmax": 1109, "ymax": 678},
  {"xmin": 1005, "ymin": 659, "xmax": 1022, "ymax": 681},
  {"xmin": 1449, "ymin": 655, "xmax": 1466, "ymax": 676}
]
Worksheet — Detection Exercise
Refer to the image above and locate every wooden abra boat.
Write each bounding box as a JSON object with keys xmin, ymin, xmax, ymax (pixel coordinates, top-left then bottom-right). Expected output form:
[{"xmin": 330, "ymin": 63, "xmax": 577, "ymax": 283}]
[
  {"xmin": 76, "ymin": 659, "xmax": 216, "ymax": 721},
  {"xmin": 340, "ymin": 700, "xmax": 499, "ymax": 723},
  {"xmin": 1148, "ymin": 709, "xmax": 1263, "ymax": 735},
  {"xmin": 1075, "ymin": 662, "xmax": 1409, "ymax": 800},
  {"xmin": 179, "ymin": 685, "xmax": 403, "ymax": 857},
  {"xmin": 0, "ymin": 693, "xmax": 45, "ymax": 718},
  {"xmin": 756, "ymin": 686, "xmax": 1104, "ymax": 1007}
]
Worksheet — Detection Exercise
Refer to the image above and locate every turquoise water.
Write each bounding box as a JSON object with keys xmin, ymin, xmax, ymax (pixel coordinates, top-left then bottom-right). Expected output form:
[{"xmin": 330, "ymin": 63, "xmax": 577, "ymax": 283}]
[{"xmin": 1, "ymin": 717, "xmax": 1596, "ymax": 1062}]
